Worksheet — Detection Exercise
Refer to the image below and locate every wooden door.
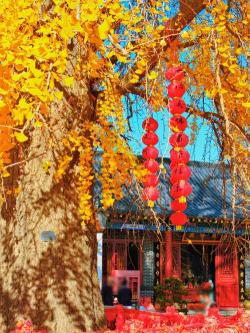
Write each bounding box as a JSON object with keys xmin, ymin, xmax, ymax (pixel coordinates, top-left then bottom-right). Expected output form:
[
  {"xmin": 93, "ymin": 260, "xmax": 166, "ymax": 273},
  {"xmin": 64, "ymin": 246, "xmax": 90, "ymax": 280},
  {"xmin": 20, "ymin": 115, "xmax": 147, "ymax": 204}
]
[{"xmin": 215, "ymin": 246, "xmax": 239, "ymax": 308}]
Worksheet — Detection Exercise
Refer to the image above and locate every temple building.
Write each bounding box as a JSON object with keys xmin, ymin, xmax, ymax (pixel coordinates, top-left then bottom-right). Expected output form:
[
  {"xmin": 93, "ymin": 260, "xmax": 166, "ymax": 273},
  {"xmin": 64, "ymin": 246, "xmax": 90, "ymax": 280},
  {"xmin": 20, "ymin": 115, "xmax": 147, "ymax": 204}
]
[{"xmin": 96, "ymin": 158, "xmax": 249, "ymax": 309}]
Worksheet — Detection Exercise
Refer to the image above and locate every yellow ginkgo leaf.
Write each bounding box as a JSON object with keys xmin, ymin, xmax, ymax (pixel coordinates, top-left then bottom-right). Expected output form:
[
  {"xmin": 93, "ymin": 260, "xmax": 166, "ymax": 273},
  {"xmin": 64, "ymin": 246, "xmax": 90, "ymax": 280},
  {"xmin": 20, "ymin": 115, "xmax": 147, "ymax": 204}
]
[
  {"xmin": 160, "ymin": 39, "xmax": 166, "ymax": 47},
  {"xmin": 2, "ymin": 169, "xmax": 10, "ymax": 178},
  {"xmin": 116, "ymin": 54, "xmax": 127, "ymax": 63},
  {"xmin": 235, "ymin": 48, "xmax": 242, "ymax": 55},
  {"xmin": 55, "ymin": 91, "xmax": 63, "ymax": 100},
  {"xmin": 14, "ymin": 187, "xmax": 21, "ymax": 194},
  {"xmin": 130, "ymin": 76, "xmax": 139, "ymax": 83},
  {"xmin": 182, "ymin": 31, "xmax": 189, "ymax": 39},
  {"xmin": 42, "ymin": 160, "xmax": 51, "ymax": 172},
  {"xmin": 242, "ymin": 102, "xmax": 250, "ymax": 108},
  {"xmin": 0, "ymin": 88, "xmax": 7, "ymax": 95},
  {"xmin": 64, "ymin": 76, "xmax": 74, "ymax": 87},
  {"xmin": 0, "ymin": 100, "xmax": 6, "ymax": 108},
  {"xmin": 236, "ymin": 93, "xmax": 244, "ymax": 98},
  {"xmin": 28, "ymin": 87, "xmax": 43, "ymax": 98},
  {"xmin": 15, "ymin": 131, "xmax": 28, "ymax": 143},
  {"xmin": 34, "ymin": 120, "xmax": 43, "ymax": 127},
  {"xmin": 148, "ymin": 71, "xmax": 158, "ymax": 80},
  {"xmin": 147, "ymin": 200, "xmax": 155, "ymax": 208},
  {"xmin": 98, "ymin": 20, "xmax": 110, "ymax": 40}
]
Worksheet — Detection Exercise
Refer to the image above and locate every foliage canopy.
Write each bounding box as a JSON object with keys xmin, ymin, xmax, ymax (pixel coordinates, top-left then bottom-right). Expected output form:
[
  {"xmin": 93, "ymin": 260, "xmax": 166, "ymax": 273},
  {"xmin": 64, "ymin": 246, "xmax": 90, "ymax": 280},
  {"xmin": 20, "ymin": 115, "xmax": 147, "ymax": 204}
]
[{"xmin": 0, "ymin": 0, "xmax": 249, "ymax": 224}]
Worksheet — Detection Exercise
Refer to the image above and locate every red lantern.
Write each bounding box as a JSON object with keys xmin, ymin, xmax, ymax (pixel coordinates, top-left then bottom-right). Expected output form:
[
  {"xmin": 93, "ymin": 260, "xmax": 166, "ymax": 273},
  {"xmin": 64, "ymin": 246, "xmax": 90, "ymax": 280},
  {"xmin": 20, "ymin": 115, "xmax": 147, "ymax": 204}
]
[
  {"xmin": 184, "ymin": 182, "xmax": 192, "ymax": 196},
  {"xmin": 143, "ymin": 186, "xmax": 160, "ymax": 201},
  {"xmin": 170, "ymin": 165, "xmax": 191, "ymax": 184},
  {"xmin": 169, "ymin": 98, "xmax": 186, "ymax": 115},
  {"xmin": 170, "ymin": 148, "xmax": 190, "ymax": 165},
  {"xmin": 167, "ymin": 81, "xmax": 185, "ymax": 98},
  {"xmin": 165, "ymin": 66, "xmax": 184, "ymax": 81},
  {"xmin": 141, "ymin": 115, "xmax": 160, "ymax": 203},
  {"xmin": 142, "ymin": 117, "xmax": 158, "ymax": 132},
  {"xmin": 142, "ymin": 146, "xmax": 159, "ymax": 159},
  {"xmin": 144, "ymin": 159, "xmax": 159, "ymax": 173},
  {"xmin": 170, "ymin": 162, "xmax": 176, "ymax": 170},
  {"xmin": 169, "ymin": 116, "xmax": 187, "ymax": 133},
  {"xmin": 170, "ymin": 180, "xmax": 192, "ymax": 199},
  {"xmin": 144, "ymin": 173, "xmax": 159, "ymax": 187},
  {"xmin": 170, "ymin": 160, "xmax": 190, "ymax": 170},
  {"xmin": 142, "ymin": 132, "xmax": 159, "ymax": 145},
  {"xmin": 170, "ymin": 212, "xmax": 187, "ymax": 225},
  {"xmin": 171, "ymin": 199, "xmax": 187, "ymax": 212},
  {"xmin": 167, "ymin": 64, "xmax": 191, "ymax": 222},
  {"xmin": 169, "ymin": 133, "xmax": 189, "ymax": 147}
]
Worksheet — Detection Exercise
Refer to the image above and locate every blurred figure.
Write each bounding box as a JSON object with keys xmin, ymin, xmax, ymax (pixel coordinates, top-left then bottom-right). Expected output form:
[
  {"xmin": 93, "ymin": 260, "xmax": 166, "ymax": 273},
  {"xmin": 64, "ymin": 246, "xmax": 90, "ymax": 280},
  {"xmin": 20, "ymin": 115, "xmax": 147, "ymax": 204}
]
[
  {"xmin": 144, "ymin": 297, "xmax": 155, "ymax": 311},
  {"xmin": 101, "ymin": 276, "xmax": 114, "ymax": 306},
  {"xmin": 208, "ymin": 276, "xmax": 214, "ymax": 304},
  {"xmin": 118, "ymin": 278, "xmax": 132, "ymax": 306},
  {"xmin": 139, "ymin": 297, "xmax": 146, "ymax": 310}
]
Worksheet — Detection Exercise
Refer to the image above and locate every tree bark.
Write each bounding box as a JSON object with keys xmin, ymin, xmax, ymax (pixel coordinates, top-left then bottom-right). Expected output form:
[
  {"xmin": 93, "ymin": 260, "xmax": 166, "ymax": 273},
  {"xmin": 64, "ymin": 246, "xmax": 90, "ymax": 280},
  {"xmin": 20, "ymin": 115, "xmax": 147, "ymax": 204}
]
[{"xmin": 0, "ymin": 79, "xmax": 105, "ymax": 332}]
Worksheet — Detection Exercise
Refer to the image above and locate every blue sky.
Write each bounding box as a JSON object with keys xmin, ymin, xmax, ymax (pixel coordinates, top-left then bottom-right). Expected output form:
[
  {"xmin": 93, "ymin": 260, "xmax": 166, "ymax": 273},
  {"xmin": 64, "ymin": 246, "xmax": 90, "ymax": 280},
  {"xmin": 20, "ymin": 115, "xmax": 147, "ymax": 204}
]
[{"xmin": 124, "ymin": 94, "xmax": 220, "ymax": 163}]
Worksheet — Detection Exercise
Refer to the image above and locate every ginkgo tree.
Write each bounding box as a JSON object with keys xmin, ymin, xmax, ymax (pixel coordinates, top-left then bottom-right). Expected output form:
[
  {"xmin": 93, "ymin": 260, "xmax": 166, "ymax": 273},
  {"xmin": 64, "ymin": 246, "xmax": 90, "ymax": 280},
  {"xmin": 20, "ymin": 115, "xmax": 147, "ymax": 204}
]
[{"xmin": 0, "ymin": 0, "xmax": 249, "ymax": 332}]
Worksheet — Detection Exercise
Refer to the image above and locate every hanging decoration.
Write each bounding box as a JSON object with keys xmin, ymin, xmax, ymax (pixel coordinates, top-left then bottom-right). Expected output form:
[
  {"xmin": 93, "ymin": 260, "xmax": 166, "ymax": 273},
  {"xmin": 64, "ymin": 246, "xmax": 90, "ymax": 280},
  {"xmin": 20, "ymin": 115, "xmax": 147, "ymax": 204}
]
[
  {"xmin": 142, "ymin": 117, "xmax": 160, "ymax": 205},
  {"xmin": 166, "ymin": 65, "xmax": 192, "ymax": 225}
]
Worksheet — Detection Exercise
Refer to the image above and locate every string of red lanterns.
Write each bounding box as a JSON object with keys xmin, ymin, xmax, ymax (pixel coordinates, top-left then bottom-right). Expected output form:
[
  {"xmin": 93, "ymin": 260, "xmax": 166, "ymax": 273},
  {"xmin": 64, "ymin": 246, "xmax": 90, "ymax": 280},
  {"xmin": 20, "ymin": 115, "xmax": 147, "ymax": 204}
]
[
  {"xmin": 166, "ymin": 65, "xmax": 192, "ymax": 225},
  {"xmin": 142, "ymin": 117, "xmax": 160, "ymax": 204}
]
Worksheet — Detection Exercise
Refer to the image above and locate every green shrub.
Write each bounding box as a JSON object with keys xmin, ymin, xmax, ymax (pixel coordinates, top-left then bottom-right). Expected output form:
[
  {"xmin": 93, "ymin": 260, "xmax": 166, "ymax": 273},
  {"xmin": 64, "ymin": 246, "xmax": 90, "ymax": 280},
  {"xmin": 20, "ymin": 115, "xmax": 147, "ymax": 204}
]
[{"xmin": 154, "ymin": 277, "xmax": 187, "ymax": 311}]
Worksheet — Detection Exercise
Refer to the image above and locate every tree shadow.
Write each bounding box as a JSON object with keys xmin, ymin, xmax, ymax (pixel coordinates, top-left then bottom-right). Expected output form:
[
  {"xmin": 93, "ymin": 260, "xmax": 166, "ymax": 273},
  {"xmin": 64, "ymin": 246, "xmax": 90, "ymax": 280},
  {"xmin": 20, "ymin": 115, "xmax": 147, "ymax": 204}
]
[{"xmin": 0, "ymin": 168, "xmax": 105, "ymax": 332}]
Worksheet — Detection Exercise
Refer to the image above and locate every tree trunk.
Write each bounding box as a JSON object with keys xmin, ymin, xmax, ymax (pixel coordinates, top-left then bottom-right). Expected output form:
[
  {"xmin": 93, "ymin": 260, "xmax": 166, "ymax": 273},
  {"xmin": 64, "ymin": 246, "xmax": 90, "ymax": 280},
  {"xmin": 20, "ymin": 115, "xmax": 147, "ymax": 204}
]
[{"xmin": 0, "ymin": 79, "xmax": 105, "ymax": 332}]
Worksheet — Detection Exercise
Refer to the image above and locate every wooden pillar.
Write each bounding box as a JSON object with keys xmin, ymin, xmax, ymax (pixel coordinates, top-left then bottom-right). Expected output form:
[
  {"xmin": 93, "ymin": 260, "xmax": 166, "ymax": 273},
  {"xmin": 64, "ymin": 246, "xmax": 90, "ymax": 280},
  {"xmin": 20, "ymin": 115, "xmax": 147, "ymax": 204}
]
[{"xmin": 165, "ymin": 230, "xmax": 173, "ymax": 277}]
